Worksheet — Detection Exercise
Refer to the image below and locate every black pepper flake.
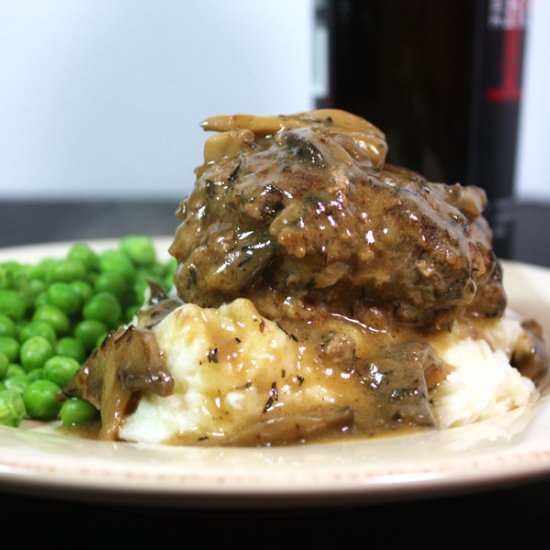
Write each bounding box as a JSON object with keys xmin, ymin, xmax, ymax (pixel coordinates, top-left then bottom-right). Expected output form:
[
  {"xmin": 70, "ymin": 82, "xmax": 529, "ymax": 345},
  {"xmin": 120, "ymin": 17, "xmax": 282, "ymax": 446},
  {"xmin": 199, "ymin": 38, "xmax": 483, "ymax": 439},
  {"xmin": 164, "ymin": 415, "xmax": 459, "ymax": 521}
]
[
  {"xmin": 207, "ymin": 348, "xmax": 219, "ymax": 363},
  {"xmin": 262, "ymin": 382, "xmax": 279, "ymax": 413},
  {"xmin": 296, "ymin": 375, "xmax": 304, "ymax": 386},
  {"xmin": 276, "ymin": 322, "xmax": 298, "ymax": 341},
  {"xmin": 281, "ymin": 369, "xmax": 286, "ymax": 378},
  {"xmin": 197, "ymin": 436, "xmax": 209, "ymax": 441},
  {"xmin": 259, "ymin": 319, "xmax": 265, "ymax": 333},
  {"xmin": 234, "ymin": 337, "xmax": 242, "ymax": 343},
  {"xmin": 237, "ymin": 254, "xmax": 253, "ymax": 268},
  {"xmin": 227, "ymin": 161, "xmax": 241, "ymax": 182}
]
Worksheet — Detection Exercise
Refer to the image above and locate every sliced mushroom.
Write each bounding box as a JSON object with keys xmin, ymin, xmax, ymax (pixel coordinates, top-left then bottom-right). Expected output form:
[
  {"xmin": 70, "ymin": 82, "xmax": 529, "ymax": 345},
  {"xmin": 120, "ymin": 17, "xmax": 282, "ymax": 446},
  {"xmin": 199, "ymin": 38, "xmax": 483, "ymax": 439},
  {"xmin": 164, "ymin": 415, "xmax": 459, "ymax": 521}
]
[
  {"xmin": 357, "ymin": 342, "xmax": 445, "ymax": 429},
  {"xmin": 136, "ymin": 279, "xmax": 183, "ymax": 329},
  {"xmin": 227, "ymin": 407, "xmax": 354, "ymax": 446},
  {"xmin": 512, "ymin": 319, "xmax": 549, "ymax": 383},
  {"xmin": 62, "ymin": 325, "xmax": 174, "ymax": 441}
]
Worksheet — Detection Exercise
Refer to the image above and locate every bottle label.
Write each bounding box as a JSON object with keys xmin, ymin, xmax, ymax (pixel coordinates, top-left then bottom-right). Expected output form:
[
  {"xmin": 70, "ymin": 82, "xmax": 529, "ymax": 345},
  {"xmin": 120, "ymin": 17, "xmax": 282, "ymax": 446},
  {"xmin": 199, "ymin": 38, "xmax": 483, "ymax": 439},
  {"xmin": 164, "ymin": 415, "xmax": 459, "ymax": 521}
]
[{"xmin": 486, "ymin": 0, "xmax": 528, "ymax": 102}]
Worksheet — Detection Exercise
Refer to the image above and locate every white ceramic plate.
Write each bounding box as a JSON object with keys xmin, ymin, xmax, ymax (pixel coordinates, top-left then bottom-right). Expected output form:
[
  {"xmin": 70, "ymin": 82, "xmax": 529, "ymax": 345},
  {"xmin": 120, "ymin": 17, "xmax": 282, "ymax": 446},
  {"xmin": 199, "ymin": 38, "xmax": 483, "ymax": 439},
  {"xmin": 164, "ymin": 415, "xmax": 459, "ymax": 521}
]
[{"xmin": 1, "ymin": 238, "xmax": 550, "ymax": 509}]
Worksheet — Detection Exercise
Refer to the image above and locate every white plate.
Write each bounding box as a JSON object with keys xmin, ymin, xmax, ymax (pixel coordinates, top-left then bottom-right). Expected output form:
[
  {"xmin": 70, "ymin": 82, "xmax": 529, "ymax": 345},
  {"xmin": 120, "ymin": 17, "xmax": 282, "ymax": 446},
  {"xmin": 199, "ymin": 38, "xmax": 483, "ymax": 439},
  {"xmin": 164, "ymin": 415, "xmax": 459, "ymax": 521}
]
[{"xmin": 1, "ymin": 239, "xmax": 550, "ymax": 509}]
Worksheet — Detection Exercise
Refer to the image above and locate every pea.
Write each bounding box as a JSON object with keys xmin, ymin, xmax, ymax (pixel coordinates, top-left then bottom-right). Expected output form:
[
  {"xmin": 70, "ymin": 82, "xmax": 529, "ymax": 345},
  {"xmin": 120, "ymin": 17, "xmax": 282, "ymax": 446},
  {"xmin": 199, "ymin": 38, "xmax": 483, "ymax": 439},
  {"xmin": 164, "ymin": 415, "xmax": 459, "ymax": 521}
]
[
  {"xmin": 35, "ymin": 258, "xmax": 56, "ymax": 280},
  {"xmin": 23, "ymin": 379, "xmax": 61, "ymax": 420},
  {"xmin": 70, "ymin": 280, "xmax": 94, "ymax": 303},
  {"xmin": 27, "ymin": 368, "xmax": 45, "ymax": 382},
  {"xmin": 26, "ymin": 263, "xmax": 45, "ymax": 281},
  {"xmin": 20, "ymin": 336, "xmax": 54, "ymax": 372},
  {"xmin": 5, "ymin": 374, "xmax": 29, "ymax": 394},
  {"xmin": 0, "ymin": 314, "xmax": 16, "ymax": 338},
  {"xmin": 96, "ymin": 332, "xmax": 109, "ymax": 348},
  {"xmin": 99, "ymin": 250, "xmax": 136, "ymax": 283},
  {"xmin": 33, "ymin": 305, "xmax": 70, "ymax": 336},
  {"xmin": 0, "ymin": 337, "xmax": 20, "ymax": 362},
  {"xmin": 19, "ymin": 321, "xmax": 57, "ymax": 346},
  {"xmin": 120, "ymin": 235, "xmax": 156, "ymax": 266},
  {"xmin": 28, "ymin": 278, "xmax": 46, "ymax": 298},
  {"xmin": 68, "ymin": 243, "xmax": 99, "ymax": 271},
  {"xmin": 133, "ymin": 276, "xmax": 149, "ymax": 305},
  {"xmin": 15, "ymin": 279, "xmax": 34, "ymax": 308},
  {"xmin": 46, "ymin": 282, "xmax": 81, "ymax": 314},
  {"xmin": 60, "ymin": 397, "xmax": 99, "ymax": 426},
  {"xmin": 6, "ymin": 364, "xmax": 25, "ymax": 378},
  {"xmin": 56, "ymin": 337, "xmax": 86, "ymax": 363},
  {"xmin": 47, "ymin": 259, "xmax": 87, "ymax": 283},
  {"xmin": 82, "ymin": 292, "xmax": 121, "ymax": 327},
  {"xmin": 0, "ymin": 265, "xmax": 7, "ymax": 289},
  {"xmin": 34, "ymin": 291, "xmax": 49, "ymax": 309},
  {"xmin": 1, "ymin": 261, "xmax": 22, "ymax": 288},
  {"xmin": 0, "ymin": 289, "xmax": 27, "ymax": 320},
  {"xmin": 94, "ymin": 271, "xmax": 128, "ymax": 300},
  {"xmin": 0, "ymin": 352, "xmax": 8, "ymax": 380},
  {"xmin": 74, "ymin": 320, "xmax": 107, "ymax": 352},
  {"xmin": 0, "ymin": 390, "xmax": 27, "ymax": 427},
  {"xmin": 43, "ymin": 356, "xmax": 80, "ymax": 387}
]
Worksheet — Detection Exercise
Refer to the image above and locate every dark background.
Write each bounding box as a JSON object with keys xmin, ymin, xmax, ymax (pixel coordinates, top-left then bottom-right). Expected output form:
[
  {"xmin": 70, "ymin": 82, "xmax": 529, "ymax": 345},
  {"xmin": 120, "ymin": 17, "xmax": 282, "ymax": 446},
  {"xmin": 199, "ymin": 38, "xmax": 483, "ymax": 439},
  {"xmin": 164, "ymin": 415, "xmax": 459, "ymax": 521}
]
[{"xmin": 1, "ymin": 199, "xmax": 550, "ymax": 547}]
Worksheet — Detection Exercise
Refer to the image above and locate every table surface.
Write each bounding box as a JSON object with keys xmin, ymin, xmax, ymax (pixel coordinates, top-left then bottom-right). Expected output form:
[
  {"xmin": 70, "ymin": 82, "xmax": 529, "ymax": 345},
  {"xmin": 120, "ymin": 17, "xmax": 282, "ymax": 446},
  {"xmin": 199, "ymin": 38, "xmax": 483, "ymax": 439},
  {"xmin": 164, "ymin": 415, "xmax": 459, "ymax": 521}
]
[{"xmin": 1, "ymin": 199, "xmax": 550, "ymax": 546}]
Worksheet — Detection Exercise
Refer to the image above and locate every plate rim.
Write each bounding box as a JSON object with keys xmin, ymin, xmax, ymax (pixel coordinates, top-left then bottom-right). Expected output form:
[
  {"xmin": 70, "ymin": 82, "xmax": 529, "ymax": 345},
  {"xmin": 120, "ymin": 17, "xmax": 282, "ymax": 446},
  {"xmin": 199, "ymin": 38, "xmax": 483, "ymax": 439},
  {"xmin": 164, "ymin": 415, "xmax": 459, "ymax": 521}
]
[{"xmin": 2, "ymin": 239, "xmax": 550, "ymax": 507}]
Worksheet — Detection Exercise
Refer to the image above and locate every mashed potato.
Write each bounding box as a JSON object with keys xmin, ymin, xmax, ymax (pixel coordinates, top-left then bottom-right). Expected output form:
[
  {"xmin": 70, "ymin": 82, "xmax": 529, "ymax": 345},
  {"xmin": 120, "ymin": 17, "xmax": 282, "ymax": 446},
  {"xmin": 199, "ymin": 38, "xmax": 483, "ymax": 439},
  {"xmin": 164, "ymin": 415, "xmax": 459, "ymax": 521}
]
[{"xmin": 119, "ymin": 299, "xmax": 537, "ymax": 445}]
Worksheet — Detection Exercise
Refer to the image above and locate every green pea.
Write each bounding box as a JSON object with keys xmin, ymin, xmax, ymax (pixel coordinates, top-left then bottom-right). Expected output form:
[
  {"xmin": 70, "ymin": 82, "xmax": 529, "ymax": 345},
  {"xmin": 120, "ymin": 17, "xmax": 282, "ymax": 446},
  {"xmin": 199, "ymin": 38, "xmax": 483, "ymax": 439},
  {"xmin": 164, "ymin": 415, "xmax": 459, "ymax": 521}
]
[
  {"xmin": 20, "ymin": 336, "xmax": 54, "ymax": 372},
  {"xmin": 74, "ymin": 320, "xmax": 107, "ymax": 352},
  {"xmin": 68, "ymin": 243, "xmax": 99, "ymax": 271},
  {"xmin": 46, "ymin": 282, "xmax": 82, "ymax": 314},
  {"xmin": 0, "ymin": 289, "xmax": 27, "ymax": 320},
  {"xmin": 35, "ymin": 258, "xmax": 56, "ymax": 281},
  {"xmin": 0, "ymin": 337, "xmax": 20, "ymax": 362},
  {"xmin": 133, "ymin": 275, "xmax": 149, "ymax": 306},
  {"xmin": 28, "ymin": 278, "xmax": 46, "ymax": 298},
  {"xmin": 70, "ymin": 280, "xmax": 94, "ymax": 303},
  {"xmin": 23, "ymin": 379, "xmax": 61, "ymax": 420},
  {"xmin": 34, "ymin": 291, "xmax": 49, "ymax": 308},
  {"xmin": 0, "ymin": 314, "xmax": 16, "ymax": 338},
  {"xmin": 99, "ymin": 250, "xmax": 136, "ymax": 283},
  {"xmin": 47, "ymin": 259, "xmax": 87, "ymax": 283},
  {"xmin": 27, "ymin": 368, "xmax": 45, "ymax": 382},
  {"xmin": 19, "ymin": 321, "xmax": 57, "ymax": 346},
  {"xmin": 6, "ymin": 364, "xmax": 25, "ymax": 378},
  {"xmin": 0, "ymin": 265, "xmax": 7, "ymax": 289},
  {"xmin": 82, "ymin": 292, "xmax": 121, "ymax": 328},
  {"xmin": 4, "ymin": 374, "xmax": 29, "ymax": 394},
  {"xmin": 96, "ymin": 332, "xmax": 109, "ymax": 348},
  {"xmin": 15, "ymin": 279, "xmax": 34, "ymax": 308},
  {"xmin": 43, "ymin": 356, "xmax": 81, "ymax": 387},
  {"xmin": 0, "ymin": 352, "xmax": 8, "ymax": 380},
  {"xmin": 56, "ymin": 337, "xmax": 86, "ymax": 363},
  {"xmin": 94, "ymin": 271, "xmax": 128, "ymax": 300},
  {"xmin": 120, "ymin": 235, "xmax": 156, "ymax": 266},
  {"xmin": 1, "ymin": 261, "xmax": 22, "ymax": 288},
  {"xmin": 26, "ymin": 263, "xmax": 45, "ymax": 281},
  {"xmin": 60, "ymin": 397, "xmax": 99, "ymax": 426},
  {"xmin": 33, "ymin": 305, "xmax": 70, "ymax": 336},
  {"xmin": 0, "ymin": 390, "xmax": 27, "ymax": 427}
]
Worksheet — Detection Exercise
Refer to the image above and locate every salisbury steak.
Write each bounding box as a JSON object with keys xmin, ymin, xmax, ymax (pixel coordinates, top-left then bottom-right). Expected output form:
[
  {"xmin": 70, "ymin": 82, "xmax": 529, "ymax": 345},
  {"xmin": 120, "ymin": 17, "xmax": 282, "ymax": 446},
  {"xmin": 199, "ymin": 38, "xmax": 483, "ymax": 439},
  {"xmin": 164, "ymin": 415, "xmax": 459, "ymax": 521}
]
[{"xmin": 169, "ymin": 110, "xmax": 505, "ymax": 330}]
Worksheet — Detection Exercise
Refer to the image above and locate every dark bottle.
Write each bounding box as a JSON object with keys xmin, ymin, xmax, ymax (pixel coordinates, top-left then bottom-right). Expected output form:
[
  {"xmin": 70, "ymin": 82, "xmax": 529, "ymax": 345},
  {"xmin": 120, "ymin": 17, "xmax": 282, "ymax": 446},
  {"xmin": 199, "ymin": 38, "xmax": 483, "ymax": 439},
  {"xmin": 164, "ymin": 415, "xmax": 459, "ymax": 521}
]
[{"xmin": 317, "ymin": 0, "xmax": 528, "ymax": 258}]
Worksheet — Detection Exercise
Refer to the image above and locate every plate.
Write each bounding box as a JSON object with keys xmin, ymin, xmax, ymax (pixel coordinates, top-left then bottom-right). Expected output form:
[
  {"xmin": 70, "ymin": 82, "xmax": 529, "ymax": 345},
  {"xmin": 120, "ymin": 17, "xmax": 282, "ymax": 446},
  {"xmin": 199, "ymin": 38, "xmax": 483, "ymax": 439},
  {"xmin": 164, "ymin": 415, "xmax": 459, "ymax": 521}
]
[{"xmin": 1, "ymin": 238, "xmax": 550, "ymax": 509}]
